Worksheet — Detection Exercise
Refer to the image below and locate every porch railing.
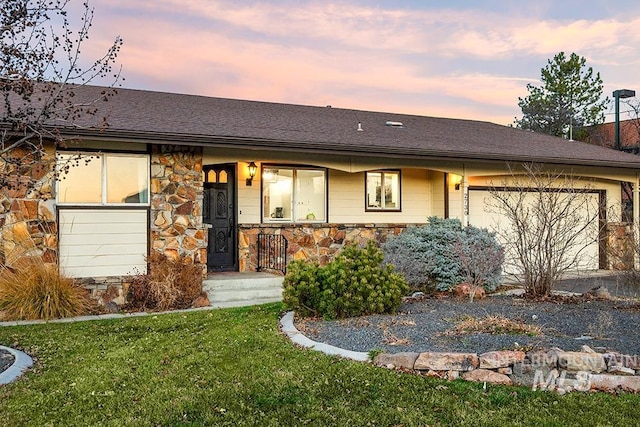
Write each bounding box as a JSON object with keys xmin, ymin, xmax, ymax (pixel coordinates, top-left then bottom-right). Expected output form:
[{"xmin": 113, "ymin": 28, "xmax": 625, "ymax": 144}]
[{"xmin": 257, "ymin": 234, "xmax": 289, "ymax": 274}]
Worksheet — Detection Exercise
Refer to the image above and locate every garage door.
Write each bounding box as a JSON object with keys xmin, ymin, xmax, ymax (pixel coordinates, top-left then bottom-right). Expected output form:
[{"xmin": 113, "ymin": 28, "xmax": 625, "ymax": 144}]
[
  {"xmin": 59, "ymin": 209, "xmax": 148, "ymax": 278},
  {"xmin": 468, "ymin": 189, "xmax": 601, "ymax": 273}
]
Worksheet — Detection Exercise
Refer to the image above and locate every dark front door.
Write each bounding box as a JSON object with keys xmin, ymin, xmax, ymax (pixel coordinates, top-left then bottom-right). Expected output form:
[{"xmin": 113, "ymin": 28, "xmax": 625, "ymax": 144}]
[{"xmin": 203, "ymin": 164, "xmax": 237, "ymax": 271}]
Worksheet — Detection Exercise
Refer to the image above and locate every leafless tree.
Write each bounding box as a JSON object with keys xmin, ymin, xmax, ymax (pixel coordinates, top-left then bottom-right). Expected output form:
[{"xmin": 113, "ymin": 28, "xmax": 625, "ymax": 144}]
[
  {"xmin": 486, "ymin": 163, "xmax": 601, "ymax": 297},
  {"xmin": 0, "ymin": 0, "xmax": 123, "ymax": 264},
  {"xmin": 1, "ymin": 0, "xmax": 123, "ymax": 194}
]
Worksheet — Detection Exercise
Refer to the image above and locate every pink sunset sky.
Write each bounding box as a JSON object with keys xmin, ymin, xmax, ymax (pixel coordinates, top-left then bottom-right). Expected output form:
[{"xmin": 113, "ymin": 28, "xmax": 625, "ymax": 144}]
[{"xmin": 72, "ymin": 0, "xmax": 640, "ymax": 126}]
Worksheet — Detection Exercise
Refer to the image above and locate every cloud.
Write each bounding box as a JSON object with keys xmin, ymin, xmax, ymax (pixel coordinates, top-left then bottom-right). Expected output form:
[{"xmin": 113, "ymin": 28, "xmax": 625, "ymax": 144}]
[{"xmin": 76, "ymin": 0, "xmax": 640, "ymax": 124}]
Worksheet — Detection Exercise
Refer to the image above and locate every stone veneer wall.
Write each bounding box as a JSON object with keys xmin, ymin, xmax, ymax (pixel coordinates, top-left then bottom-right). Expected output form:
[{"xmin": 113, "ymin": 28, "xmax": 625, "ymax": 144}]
[
  {"xmin": 240, "ymin": 222, "xmax": 638, "ymax": 273},
  {"xmin": 0, "ymin": 145, "xmax": 57, "ymax": 266},
  {"xmin": 149, "ymin": 145, "xmax": 208, "ymax": 275},
  {"xmin": 238, "ymin": 223, "xmax": 415, "ymax": 272}
]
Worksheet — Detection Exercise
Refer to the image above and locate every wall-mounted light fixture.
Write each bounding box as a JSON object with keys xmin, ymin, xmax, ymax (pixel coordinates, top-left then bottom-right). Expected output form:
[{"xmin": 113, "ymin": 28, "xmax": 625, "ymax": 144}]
[
  {"xmin": 246, "ymin": 161, "xmax": 257, "ymax": 186},
  {"xmin": 451, "ymin": 174, "xmax": 463, "ymax": 190}
]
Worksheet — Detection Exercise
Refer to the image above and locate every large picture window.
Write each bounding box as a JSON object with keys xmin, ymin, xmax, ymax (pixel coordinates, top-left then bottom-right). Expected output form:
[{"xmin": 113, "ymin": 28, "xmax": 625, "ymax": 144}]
[
  {"xmin": 57, "ymin": 153, "xmax": 149, "ymax": 205},
  {"xmin": 366, "ymin": 170, "xmax": 401, "ymax": 211},
  {"xmin": 262, "ymin": 166, "xmax": 326, "ymax": 222}
]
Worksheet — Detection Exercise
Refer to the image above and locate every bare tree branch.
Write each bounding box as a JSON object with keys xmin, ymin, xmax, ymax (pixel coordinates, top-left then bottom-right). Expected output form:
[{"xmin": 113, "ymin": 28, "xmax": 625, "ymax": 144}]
[
  {"xmin": 486, "ymin": 163, "xmax": 601, "ymax": 296},
  {"xmin": 0, "ymin": 0, "xmax": 123, "ymax": 264}
]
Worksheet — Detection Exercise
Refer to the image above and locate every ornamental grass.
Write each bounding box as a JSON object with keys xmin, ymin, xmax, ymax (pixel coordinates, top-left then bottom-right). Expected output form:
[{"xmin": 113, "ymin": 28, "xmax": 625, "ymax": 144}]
[{"xmin": 0, "ymin": 257, "xmax": 94, "ymax": 320}]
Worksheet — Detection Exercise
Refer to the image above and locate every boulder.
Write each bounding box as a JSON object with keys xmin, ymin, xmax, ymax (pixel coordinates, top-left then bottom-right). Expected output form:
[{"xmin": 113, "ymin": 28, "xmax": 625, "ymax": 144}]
[
  {"xmin": 607, "ymin": 365, "xmax": 636, "ymax": 376},
  {"xmin": 191, "ymin": 292, "xmax": 210, "ymax": 308},
  {"xmin": 373, "ymin": 352, "xmax": 420, "ymax": 370},
  {"xmin": 583, "ymin": 286, "xmax": 611, "ymax": 300},
  {"xmin": 462, "ymin": 369, "xmax": 512, "ymax": 385},
  {"xmin": 512, "ymin": 362, "xmax": 556, "ymax": 388},
  {"xmin": 454, "ymin": 283, "xmax": 486, "ymax": 300},
  {"xmin": 605, "ymin": 353, "xmax": 640, "ymax": 370},
  {"xmin": 590, "ymin": 374, "xmax": 640, "ymax": 393},
  {"xmin": 557, "ymin": 351, "xmax": 606, "ymax": 373},
  {"xmin": 479, "ymin": 350, "xmax": 526, "ymax": 369},
  {"xmin": 415, "ymin": 352, "xmax": 478, "ymax": 372}
]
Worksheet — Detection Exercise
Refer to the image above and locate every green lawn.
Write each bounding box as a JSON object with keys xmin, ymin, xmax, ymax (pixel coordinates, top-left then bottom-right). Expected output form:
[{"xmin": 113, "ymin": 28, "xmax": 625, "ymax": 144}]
[{"xmin": 0, "ymin": 303, "xmax": 638, "ymax": 426}]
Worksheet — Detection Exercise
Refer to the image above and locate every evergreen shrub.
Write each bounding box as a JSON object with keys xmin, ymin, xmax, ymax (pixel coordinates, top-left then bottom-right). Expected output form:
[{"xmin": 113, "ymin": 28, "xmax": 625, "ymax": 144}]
[
  {"xmin": 383, "ymin": 217, "xmax": 504, "ymax": 293},
  {"xmin": 282, "ymin": 241, "xmax": 409, "ymax": 319}
]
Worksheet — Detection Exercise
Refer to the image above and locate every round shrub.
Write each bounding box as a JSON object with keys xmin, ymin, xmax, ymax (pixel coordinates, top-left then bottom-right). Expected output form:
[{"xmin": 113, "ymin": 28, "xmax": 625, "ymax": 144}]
[
  {"xmin": 282, "ymin": 241, "xmax": 409, "ymax": 319},
  {"xmin": 383, "ymin": 217, "xmax": 504, "ymax": 293}
]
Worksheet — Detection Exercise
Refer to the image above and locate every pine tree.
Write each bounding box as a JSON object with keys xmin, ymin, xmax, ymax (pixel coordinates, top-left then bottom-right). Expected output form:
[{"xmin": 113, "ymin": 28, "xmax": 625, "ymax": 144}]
[{"xmin": 514, "ymin": 52, "xmax": 608, "ymax": 140}]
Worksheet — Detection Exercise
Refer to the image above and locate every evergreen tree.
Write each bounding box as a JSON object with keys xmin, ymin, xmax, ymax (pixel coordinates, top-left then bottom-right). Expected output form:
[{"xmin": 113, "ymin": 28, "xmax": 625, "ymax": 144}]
[{"xmin": 514, "ymin": 52, "xmax": 608, "ymax": 139}]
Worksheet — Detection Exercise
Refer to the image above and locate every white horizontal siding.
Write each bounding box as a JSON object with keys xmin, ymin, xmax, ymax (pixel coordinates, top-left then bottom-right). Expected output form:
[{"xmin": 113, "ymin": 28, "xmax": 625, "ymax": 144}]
[
  {"xmin": 59, "ymin": 209, "xmax": 148, "ymax": 278},
  {"xmin": 329, "ymin": 169, "xmax": 430, "ymax": 223}
]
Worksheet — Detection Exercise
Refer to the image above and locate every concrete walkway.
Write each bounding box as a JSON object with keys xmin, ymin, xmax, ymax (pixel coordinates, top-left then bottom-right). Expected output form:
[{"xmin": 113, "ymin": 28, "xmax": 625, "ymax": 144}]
[{"xmin": 554, "ymin": 272, "xmax": 640, "ymax": 298}]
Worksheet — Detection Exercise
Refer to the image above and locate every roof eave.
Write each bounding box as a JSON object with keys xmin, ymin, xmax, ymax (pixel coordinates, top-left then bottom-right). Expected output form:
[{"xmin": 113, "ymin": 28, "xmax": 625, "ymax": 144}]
[{"xmin": 61, "ymin": 128, "xmax": 640, "ymax": 171}]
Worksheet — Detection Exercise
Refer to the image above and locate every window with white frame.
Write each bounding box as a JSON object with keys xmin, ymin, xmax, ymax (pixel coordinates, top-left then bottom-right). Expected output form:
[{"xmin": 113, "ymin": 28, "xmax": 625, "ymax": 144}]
[
  {"xmin": 366, "ymin": 170, "xmax": 400, "ymax": 211},
  {"xmin": 57, "ymin": 153, "xmax": 149, "ymax": 205},
  {"xmin": 262, "ymin": 166, "xmax": 326, "ymax": 222}
]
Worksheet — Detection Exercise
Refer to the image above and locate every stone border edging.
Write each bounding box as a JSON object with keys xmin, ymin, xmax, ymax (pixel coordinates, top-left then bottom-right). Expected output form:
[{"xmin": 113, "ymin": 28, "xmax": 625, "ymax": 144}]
[
  {"xmin": 280, "ymin": 311, "xmax": 640, "ymax": 394},
  {"xmin": 279, "ymin": 311, "xmax": 370, "ymax": 362},
  {"xmin": 0, "ymin": 345, "xmax": 33, "ymax": 385}
]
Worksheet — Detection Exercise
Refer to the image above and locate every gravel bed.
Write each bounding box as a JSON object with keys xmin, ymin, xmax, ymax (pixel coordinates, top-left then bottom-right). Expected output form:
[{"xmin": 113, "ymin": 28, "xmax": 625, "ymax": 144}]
[
  {"xmin": 0, "ymin": 348, "xmax": 15, "ymax": 374},
  {"xmin": 296, "ymin": 296, "xmax": 640, "ymax": 355}
]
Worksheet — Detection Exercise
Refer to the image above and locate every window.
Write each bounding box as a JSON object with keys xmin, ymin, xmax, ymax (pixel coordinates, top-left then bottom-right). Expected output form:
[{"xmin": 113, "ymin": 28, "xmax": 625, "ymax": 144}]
[
  {"xmin": 57, "ymin": 153, "xmax": 149, "ymax": 205},
  {"xmin": 262, "ymin": 166, "xmax": 326, "ymax": 222},
  {"xmin": 366, "ymin": 170, "xmax": 400, "ymax": 211}
]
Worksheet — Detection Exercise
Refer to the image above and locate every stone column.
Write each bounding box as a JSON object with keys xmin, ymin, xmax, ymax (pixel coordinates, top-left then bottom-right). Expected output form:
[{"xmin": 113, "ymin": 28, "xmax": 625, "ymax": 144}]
[
  {"xmin": 149, "ymin": 145, "xmax": 207, "ymax": 275},
  {"xmin": 0, "ymin": 144, "xmax": 57, "ymax": 266}
]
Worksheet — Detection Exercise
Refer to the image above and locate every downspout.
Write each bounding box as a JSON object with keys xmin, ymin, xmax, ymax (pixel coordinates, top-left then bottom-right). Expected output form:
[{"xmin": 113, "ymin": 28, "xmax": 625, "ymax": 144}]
[{"xmin": 444, "ymin": 172, "xmax": 449, "ymax": 219}]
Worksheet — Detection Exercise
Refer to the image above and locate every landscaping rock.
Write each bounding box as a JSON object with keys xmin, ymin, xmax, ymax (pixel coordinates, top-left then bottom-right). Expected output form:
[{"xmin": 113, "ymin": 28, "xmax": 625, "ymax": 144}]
[
  {"xmin": 557, "ymin": 351, "xmax": 606, "ymax": 373},
  {"xmin": 462, "ymin": 369, "xmax": 512, "ymax": 385},
  {"xmin": 373, "ymin": 352, "xmax": 419, "ymax": 370},
  {"xmin": 580, "ymin": 345, "xmax": 596, "ymax": 354},
  {"xmin": 511, "ymin": 362, "xmax": 556, "ymax": 387},
  {"xmin": 104, "ymin": 301, "xmax": 119, "ymax": 313},
  {"xmin": 191, "ymin": 292, "xmax": 210, "ymax": 308},
  {"xmin": 445, "ymin": 370, "xmax": 460, "ymax": 380},
  {"xmin": 479, "ymin": 350, "xmax": 525, "ymax": 369},
  {"xmin": 454, "ymin": 283, "xmax": 486, "ymax": 300},
  {"xmin": 606, "ymin": 353, "xmax": 640, "ymax": 370},
  {"xmin": 589, "ymin": 374, "xmax": 640, "ymax": 393},
  {"xmin": 607, "ymin": 365, "xmax": 636, "ymax": 376},
  {"xmin": 100, "ymin": 286, "xmax": 125, "ymax": 308},
  {"xmin": 584, "ymin": 286, "xmax": 611, "ymax": 300},
  {"xmin": 414, "ymin": 352, "xmax": 478, "ymax": 372},
  {"xmin": 526, "ymin": 349, "xmax": 561, "ymax": 368},
  {"xmin": 531, "ymin": 369, "xmax": 561, "ymax": 391},
  {"xmin": 556, "ymin": 375, "xmax": 591, "ymax": 393}
]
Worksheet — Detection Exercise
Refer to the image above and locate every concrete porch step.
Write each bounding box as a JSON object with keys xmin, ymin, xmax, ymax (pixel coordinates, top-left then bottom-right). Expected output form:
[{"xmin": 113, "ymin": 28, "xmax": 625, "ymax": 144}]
[
  {"xmin": 209, "ymin": 296, "xmax": 283, "ymax": 309},
  {"xmin": 204, "ymin": 272, "xmax": 284, "ymax": 308}
]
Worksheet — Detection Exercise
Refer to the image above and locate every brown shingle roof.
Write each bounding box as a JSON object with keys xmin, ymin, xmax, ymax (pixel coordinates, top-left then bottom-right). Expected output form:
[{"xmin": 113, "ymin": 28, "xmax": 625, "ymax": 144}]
[{"xmin": 54, "ymin": 85, "xmax": 640, "ymax": 169}]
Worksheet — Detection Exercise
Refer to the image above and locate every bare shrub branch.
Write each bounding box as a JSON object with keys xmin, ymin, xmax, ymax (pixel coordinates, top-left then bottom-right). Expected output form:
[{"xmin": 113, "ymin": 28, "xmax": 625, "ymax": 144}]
[
  {"xmin": 485, "ymin": 163, "xmax": 601, "ymax": 296},
  {"xmin": 1, "ymin": 0, "xmax": 123, "ymax": 192}
]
